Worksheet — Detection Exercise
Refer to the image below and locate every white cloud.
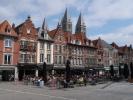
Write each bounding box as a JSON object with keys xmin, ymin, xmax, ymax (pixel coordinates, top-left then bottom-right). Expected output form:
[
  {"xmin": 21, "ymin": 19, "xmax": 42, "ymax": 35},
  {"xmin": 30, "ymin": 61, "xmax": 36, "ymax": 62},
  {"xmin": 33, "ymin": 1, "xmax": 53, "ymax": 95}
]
[
  {"xmin": 81, "ymin": 0, "xmax": 133, "ymax": 28},
  {"xmin": 1, "ymin": 0, "xmax": 133, "ymax": 28},
  {"xmin": 90, "ymin": 24, "xmax": 133, "ymax": 46},
  {"xmin": 0, "ymin": 0, "xmax": 77, "ymax": 26},
  {"xmin": 0, "ymin": 0, "xmax": 133, "ymax": 46}
]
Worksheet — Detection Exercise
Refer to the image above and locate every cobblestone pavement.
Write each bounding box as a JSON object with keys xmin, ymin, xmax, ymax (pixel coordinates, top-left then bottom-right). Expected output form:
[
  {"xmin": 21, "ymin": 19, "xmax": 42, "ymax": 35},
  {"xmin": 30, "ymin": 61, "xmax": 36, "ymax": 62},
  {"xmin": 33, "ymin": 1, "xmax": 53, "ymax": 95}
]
[{"xmin": 0, "ymin": 81, "xmax": 133, "ymax": 100}]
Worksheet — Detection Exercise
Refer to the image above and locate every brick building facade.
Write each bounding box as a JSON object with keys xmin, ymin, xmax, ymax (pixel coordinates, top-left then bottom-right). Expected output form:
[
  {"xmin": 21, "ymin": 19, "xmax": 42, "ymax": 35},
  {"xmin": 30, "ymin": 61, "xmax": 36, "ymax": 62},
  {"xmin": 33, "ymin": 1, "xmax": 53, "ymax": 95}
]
[
  {"xmin": 48, "ymin": 9, "xmax": 97, "ymax": 74},
  {"xmin": 15, "ymin": 16, "xmax": 38, "ymax": 80},
  {"xmin": 111, "ymin": 42, "xmax": 133, "ymax": 67},
  {"xmin": 93, "ymin": 38, "xmax": 119, "ymax": 71},
  {"xmin": 0, "ymin": 20, "xmax": 19, "ymax": 81},
  {"xmin": 0, "ymin": 9, "xmax": 132, "ymax": 81}
]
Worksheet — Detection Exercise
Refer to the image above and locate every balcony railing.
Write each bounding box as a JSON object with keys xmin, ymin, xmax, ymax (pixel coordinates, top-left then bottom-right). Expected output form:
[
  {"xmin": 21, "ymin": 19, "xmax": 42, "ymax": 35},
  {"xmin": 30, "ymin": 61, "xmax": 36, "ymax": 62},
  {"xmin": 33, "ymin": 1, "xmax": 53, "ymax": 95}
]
[{"xmin": 20, "ymin": 45, "xmax": 36, "ymax": 52}]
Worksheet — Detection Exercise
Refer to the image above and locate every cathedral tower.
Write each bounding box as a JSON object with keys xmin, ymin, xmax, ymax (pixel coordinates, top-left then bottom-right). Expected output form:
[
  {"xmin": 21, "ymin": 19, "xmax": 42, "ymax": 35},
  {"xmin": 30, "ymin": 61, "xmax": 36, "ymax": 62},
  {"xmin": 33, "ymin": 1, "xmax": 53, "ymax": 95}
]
[{"xmin": 61, "ymin": 8, "xmax": 72, "ymax": 33}]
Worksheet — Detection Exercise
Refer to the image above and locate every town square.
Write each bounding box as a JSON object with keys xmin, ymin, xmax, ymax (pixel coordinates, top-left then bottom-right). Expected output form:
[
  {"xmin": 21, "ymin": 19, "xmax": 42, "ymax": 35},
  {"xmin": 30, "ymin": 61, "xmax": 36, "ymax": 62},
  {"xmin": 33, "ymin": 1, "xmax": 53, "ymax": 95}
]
[{"xmin": 0, "ymin": 0, "xmax": 133, "ymax": 100}]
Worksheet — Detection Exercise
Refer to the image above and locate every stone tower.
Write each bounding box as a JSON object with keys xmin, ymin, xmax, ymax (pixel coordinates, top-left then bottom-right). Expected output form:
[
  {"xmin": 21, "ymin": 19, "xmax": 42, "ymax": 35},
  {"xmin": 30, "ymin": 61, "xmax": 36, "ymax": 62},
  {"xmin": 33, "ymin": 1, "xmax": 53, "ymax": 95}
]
[
  {"xmin": 75, "ymin": 13, "xmax": 86, "ymax": 34},
  {"xmin": 61, "ymin": 8, "xmax": 72, "ymax": 33}
]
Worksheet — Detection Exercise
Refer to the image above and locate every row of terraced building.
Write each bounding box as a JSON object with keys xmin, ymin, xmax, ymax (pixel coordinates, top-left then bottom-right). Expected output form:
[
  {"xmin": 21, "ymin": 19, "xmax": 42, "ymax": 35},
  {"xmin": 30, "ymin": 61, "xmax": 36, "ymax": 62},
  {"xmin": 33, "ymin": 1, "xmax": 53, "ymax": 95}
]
[{"xmin": 0, "ymin": 9, "xmax": 133, "ymax": 81}]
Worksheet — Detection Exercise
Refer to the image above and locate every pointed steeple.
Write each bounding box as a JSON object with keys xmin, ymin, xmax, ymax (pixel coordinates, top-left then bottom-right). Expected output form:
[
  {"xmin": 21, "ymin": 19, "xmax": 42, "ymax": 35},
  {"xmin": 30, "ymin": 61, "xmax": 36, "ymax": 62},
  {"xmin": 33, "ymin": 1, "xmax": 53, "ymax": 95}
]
[
  {"xmin": 40, "ymin": 18, "xmax": 48, "ymax": 38},
  {"xmin": 42, "ymin": 18, "xmax": 47, "ymax": 30},
  {"xmin": 57, "ymin": 19, "xmax": 62, "ymax": 29},
  {"xmin": 75, "ymin": 13, "xmax": 86, "ymax": 34},
  {"xmin": 77, "ymin": 13, "xmax": 85, "ymax": 27},
  {"xmin": 61, "ymin": 8, "xmax": 72, "ymax": 33},
  {"xmin": 64, "ymin": 8, "xmax": 68, "ymax": 19}
]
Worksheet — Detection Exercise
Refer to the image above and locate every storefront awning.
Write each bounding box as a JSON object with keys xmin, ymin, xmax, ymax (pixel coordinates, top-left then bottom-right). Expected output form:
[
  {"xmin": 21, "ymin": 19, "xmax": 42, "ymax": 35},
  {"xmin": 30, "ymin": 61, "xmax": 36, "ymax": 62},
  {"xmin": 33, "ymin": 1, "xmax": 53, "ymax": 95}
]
[{"xmin": 0, "ymin": 65, "xmax": 15, "ymax": 70}]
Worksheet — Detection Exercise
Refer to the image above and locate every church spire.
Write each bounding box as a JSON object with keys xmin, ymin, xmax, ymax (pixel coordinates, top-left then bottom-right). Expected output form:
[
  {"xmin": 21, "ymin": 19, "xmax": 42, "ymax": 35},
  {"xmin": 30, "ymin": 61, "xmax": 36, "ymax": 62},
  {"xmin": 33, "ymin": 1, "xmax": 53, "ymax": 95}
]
[
  {"xmin": 75, "ymin": 13, "xmax": 86, "ymax": 34},
  {"xmin": 42, "ymin": 17, "xmax": 47, "ymax": 30},
  {"xmin": 64, "ymin": 8, "xmax": 68, "ymax": 19},
  {"xmin": 40, "ymin": 18, "xmax": 48, "ymax": 38},
  {"xmin": 57, "ymin": 19, "xmax": 62, "ymax": 29},
  {"xmin": 61, "ymin": 8, "xmax": 72, "ymax": 33}
]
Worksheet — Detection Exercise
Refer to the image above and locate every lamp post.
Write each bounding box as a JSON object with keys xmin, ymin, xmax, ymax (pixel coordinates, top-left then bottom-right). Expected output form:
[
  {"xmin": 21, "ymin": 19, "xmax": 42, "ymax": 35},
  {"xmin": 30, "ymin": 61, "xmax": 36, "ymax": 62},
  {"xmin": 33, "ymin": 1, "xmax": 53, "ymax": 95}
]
[
  {"xmin": 43, "ymin": 62, "xmax": 47, "ymax": 83},
  {"xmin": 66, "ymin": 57, "xmax": 71, "ymax": 84},
  {"xmin": 110, "ymin": 65, "xmax": 114, "ymax": 77},
  {"xmin": 123, "ymin": 63, "xmax": 129, "ymax": 79}
]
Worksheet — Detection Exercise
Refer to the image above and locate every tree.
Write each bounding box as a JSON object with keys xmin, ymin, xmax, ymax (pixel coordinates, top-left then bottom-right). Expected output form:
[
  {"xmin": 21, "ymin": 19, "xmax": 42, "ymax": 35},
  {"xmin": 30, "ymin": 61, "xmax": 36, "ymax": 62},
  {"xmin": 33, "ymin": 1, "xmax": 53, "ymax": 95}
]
[{"xmin": 123, "ymin": 63, "xmax": 129, "ymax": 79}]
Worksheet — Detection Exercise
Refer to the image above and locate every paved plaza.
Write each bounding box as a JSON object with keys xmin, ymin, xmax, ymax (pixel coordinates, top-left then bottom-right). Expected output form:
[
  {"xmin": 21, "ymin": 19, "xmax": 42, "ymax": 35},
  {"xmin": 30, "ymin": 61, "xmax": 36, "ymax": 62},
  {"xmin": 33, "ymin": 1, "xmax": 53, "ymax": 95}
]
[{"xmin": 0, "ymin": 81, "xmax": 133, "ymax": 100}]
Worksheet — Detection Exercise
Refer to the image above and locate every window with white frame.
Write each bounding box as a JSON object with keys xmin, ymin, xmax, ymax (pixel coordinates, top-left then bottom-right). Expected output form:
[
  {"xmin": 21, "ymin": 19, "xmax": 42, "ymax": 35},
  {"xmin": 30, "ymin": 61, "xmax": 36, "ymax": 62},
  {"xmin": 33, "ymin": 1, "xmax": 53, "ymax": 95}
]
[
  {"xmin": 80, "ymin": 58, "xmax": 82, "ymax": 65},
  {"xmin": 40, "ymin": 42, "xmax": 44, "ymax": 49},
  {"xmin": 40, "ymin": 54, "xmax": 44, "ymax": 62},
  {"xmin": 4, "ymin": 54, "xmax": 11, "ymax": 64},
  {"xmin": 20, "ymin": 54, "xmax": 26, "ymax": 63},
  {"xmin": 44, "ymin": 33, "xmax": 47, "ymax": 38},
  {"xmin": 47, "ymin": 54, "xmax": 51, "ymax": 63},
  {"xmin": 31, "ymin": 54, "xmax": 35, "ymax": 63},
  {"xmin": 55, "ymin": 56, "xmax": 57, "ymax": 64},
  {"xmin": 47, "ymin": 43, "xmax": 51, "ymax": 50},
  {"xmin": 5, "ymin": 38, "xmax": 12, "ymax": 47}
]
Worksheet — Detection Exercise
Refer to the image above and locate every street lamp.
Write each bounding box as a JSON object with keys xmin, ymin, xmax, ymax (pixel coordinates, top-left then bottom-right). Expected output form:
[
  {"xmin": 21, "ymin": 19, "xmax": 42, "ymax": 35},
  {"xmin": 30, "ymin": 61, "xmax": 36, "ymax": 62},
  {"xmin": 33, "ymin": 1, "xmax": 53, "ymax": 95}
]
[
  {"xmin": 66, "ymin": 57, "xmax": 71, "ymax": 84},
  {"xmin": 43, "ymin": 62, "xmax": 47, "ymax": 83}
]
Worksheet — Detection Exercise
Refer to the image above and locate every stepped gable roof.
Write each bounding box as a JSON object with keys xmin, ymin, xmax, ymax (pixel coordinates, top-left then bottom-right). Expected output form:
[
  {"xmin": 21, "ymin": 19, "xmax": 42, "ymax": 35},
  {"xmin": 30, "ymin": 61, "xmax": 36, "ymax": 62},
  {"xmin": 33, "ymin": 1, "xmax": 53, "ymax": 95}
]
[
  {"xmin": 72, "ymin": 32, "xmax": 87, "ymax": 45},
  {"xmin": 48, "ymin": 29, "xmax": 58, "ymax": 39},
  {"xmin": 15, "ymin": 16, "xmax": 36, "ymax": 34},
  {"xmin": 92, "ymin": 38, "xmax": 113, "ymax": 49},
  {"xmin": 0, "ymin": 20, "xmax": 18, "ymax": 37},
  {"xmin": 48, "ymin": 26, "xmax": 72, "ymax": 43},
  {"xmin": 15, "ymin": 22, "xmax": 25, "ymax": 33},
  {"xmin": 111, "ymin": 42, "xmax": 119, "ymax": 49}
]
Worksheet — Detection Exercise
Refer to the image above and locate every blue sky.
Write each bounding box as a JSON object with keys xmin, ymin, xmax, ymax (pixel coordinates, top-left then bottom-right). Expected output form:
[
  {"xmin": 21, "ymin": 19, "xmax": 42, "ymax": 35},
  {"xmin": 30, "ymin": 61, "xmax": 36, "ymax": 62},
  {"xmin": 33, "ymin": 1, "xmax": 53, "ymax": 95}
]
[{"xmin": 0, "ymin": 0, "xmax": 133, "ymax": 46}]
